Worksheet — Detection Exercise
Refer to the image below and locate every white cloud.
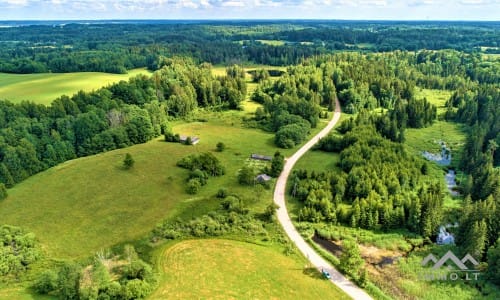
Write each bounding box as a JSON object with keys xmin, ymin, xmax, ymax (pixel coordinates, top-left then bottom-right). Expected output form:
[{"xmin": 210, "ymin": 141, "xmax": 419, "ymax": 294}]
[
  {"xmin": 360, "ymin": 0, "xmax": 387, "ymax": 6},
  {"xmin": 0, "ymin": 0, "xmax": 498, "ymax": 19},
  {"xmin": 221, "ymin": 1, "xmax": 245, "ymax": 7},
  {"xmin": 1, "ymin": 0, "xmax": 29, "ymax": 6}
]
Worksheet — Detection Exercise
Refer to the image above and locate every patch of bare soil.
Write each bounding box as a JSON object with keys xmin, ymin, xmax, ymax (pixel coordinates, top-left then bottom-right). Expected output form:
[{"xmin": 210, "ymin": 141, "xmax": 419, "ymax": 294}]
[{"xmin": 313, "ymin": 233, "xmax": 413, "ymax": 299}]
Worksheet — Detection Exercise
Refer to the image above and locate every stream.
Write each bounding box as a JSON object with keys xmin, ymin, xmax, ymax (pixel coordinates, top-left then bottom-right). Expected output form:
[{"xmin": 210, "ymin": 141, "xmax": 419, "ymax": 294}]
[{"xmin": 422, "ymin": 140, "xmax": 459, "ymax": 196}]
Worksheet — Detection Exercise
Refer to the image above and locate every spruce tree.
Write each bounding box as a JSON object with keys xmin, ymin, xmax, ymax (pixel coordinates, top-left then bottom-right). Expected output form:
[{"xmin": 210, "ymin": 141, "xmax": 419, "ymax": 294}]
[{"xmin": 123, "ymin": 153, "xmax": 135, "ymax": 169}]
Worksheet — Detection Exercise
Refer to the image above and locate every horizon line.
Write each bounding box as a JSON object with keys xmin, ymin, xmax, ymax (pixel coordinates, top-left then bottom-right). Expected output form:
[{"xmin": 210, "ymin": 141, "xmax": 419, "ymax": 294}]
[{"xmin": 1, "ymin": 18, "xmax": 499, "ymax": 22}]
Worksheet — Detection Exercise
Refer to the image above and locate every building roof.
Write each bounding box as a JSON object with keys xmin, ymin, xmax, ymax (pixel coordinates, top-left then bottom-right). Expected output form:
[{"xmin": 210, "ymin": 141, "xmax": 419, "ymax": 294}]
[
  {"xmin": 255, "ymin": 174, "xmax": 272, "ymax": 182},
  {"xmin": 251, "ymin": 154, "xmax": 272, "ymax": 161},
  {"xmin": 179, "ymin": 135, "xmax": 200, "ymax": 145}
]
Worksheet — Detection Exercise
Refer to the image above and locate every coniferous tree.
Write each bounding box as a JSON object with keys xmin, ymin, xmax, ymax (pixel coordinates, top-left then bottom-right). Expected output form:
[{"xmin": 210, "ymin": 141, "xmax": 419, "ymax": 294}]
[
  {"xmin": 123, "ymin": 153, "xmax": 135, "ymax": 169},
  {"xmin": 270, "ymin": 151, "xmax": 285, "ymax": 177}
]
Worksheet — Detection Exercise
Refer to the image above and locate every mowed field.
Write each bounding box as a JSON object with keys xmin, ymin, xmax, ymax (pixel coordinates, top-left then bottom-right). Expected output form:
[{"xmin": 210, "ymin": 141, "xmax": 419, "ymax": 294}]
[
  {"xmin": 0, "ymin": 68, "xmax": 150, "ymax": 104},
  {"xmin": 150, "ymin": 239, "xmax": 349, "ymax": 300}
]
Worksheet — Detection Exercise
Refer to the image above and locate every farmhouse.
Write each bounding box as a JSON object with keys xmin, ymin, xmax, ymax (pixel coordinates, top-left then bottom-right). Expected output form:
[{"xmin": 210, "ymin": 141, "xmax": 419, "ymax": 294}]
[
  {"xmin": 255, "ymin": 174, "xmax": 272, "ymax": 182},
  {"xmin": 180, "ymin": 135, "xmax": 200, "ymax": 145},
  {"xmin": 250, "ymin": 153, "xmax": 272, "ymax": 161}
]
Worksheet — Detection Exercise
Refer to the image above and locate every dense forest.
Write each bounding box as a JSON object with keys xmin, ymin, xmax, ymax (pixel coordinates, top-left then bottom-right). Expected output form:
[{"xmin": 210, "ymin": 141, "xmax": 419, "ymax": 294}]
[{"xmin": 0, "ymin": 20, "xmax": 498, "ymax": 73}]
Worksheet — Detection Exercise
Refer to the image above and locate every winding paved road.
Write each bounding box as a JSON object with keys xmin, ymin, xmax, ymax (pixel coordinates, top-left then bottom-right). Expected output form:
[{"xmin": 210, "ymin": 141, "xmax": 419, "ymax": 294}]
[{"xmin": 273, "ymin": 99, "xmax": 373, "ymax": 300}]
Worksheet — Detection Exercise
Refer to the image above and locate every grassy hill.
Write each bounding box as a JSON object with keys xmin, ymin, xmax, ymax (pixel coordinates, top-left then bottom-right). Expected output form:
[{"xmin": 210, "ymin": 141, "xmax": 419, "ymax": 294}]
[
  {"xmin": 150, "ymin": 239, "xmax": 349, "ymax": 299},
  {"xmin": 0, "ymin": 68, "xmax": 150, "ymax": 105},
  {"xmin": 0, "ymin": 118, "xmax": 287, "ymax": 259}
]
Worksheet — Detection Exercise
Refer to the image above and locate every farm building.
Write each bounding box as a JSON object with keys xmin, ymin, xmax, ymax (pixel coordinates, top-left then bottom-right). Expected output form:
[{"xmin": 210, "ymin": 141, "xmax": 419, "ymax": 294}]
[
  {"xmin": 180, "ymin": 135, "xmax": 200, "ymax": 145},
  {"xmin": 250, "ymin": 154, "xmax": 272, "ymax": 161},
  {"xmin": 255, "ymin": 174, "xmax": 272, "ymax": 182}
]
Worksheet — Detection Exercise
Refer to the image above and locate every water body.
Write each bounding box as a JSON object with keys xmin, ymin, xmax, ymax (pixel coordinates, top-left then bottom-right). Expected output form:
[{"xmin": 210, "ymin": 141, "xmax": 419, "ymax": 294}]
[
  {"xmin": 422, "ymin": 140, "xmax": 459, "ymax": 196},
  {"xmin": 422, "ymin": 140, "xmax": 451, "ymax": 166},
  {"xmin": 445, "ymin": 169, "xmax": 460, "ymax": 196}
]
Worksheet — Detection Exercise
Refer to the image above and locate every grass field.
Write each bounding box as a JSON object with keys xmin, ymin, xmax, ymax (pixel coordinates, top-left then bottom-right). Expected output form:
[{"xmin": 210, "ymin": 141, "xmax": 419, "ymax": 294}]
[
  {"xmin": 0, "ymin": 64, "xmax": 294, "ymax": 259},
  {"xmin": 149, "ymin": 239, "xmax": 349, "ymax": 299},
  {"xmin": 294, "ymin": 151, "xmax": 340, "ymax": 173},
  {"xmin": 0, "ymin": 101, "xmax": 329, "ymax": 259},
  {"xmin": 415, "ymin": 88, "xmax": 453, "ymax": 115},
  {"xmin": 0, "ymin": 118, "xmax": 288, "ymax": 259},
  {"xmin": 0, "ymin": 287, "xmax": 56, "ymax": 300},
  {"xmin": 237, "ymin": 39, "xmax": 286, "ymax": 46},
  {"xmin": 0, "ymin": 68, "xmax": 150, "ymax": 104},
  {"xmin": 405, "ymin": 120, "xmax": 467, "ymax": 168}
]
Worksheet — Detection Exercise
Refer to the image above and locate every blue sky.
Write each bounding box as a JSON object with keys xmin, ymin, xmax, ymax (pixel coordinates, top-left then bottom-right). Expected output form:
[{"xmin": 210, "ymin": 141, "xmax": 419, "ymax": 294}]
[{"xmin": 0, "ymin": 0, "xmax": 498, "ymax": 20}]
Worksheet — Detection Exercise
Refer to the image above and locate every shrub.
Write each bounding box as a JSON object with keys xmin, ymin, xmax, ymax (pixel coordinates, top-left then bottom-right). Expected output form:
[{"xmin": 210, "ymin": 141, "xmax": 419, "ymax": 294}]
[
  {"xmin": 216, "ymin": 188, "xmax": 228, "ymax": 198},
  {"xmin": 275, "ymin": 121, "xmax": 311, "ymax": 148},
  {"xmin": 123, "ymin": 153, "xmax": 135, "ymax": 169},
  {"xmin": 177, "ymin": 152, "xmax": 225, "ymax": 176},
  {"xmin": 216, "ymin": 142, "xmax": 226, "ymax": 152},
  {"xmin": 189, "ymin": 169, "xmax": 208, "ymax": 186},
  {"xmin": 0, "ymin": 225, "xmax": 41, "ymax": 276},
  {"xmin": 101, "ymin": 281, "xmax": 122, "ymax": 299},
  {"xmin": 33, "ymin": 270, "xmax": 58, "ymax": 294},
  {"xmin": 238, "ymin": 165, "xmax": 255, "ymax": 185},
  {"xmin": 123, "ymin": 279, "xmax": 151, "ymax": 300},
  {"xmin": 186, "ymin": 178, "xmax": 201, "ymax": 194},
  {"xmin": 339, "ymin": 239, "xmax": 364, "ymax": 279},
  {"xmin": 164, "ymin": 132, "xmax": 175, "ymax": 142},
  {"xmin": 270, "ymin": 151, "xmax": 284, "ymax": 177},
  {"xmin": 124, "ymin": 260, "xmax": 153, "ymax": 281}
]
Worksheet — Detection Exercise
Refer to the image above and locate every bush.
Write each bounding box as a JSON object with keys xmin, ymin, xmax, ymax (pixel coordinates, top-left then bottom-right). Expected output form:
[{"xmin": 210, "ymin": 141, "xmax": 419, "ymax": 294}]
[
  {"xmin": 123, "ymin": 153, "xmax": 135, "ymax": 169},
  {"xmin": 238, "ymin": 165, "xmax": 255, "ymax": 185},
  {"xmin": 270, "ymin": 151, "xmax": 284, "ymax": 177},
  {"xmin": 186, "ymin": 178, "xmax": 202, "ymax": 194},
  {"xmin": 216, "ymin": 188, "xmax": 228, "ymax": 198},
  {"xmin": 275, "ymin": 123, "xmax": 310, "ymax": 148},
  {"xmin": 123, "ymin": 279, "xmax": 151, "ymax": 300},
  {"xmin": 0, "ymin": 225, "xmax": 41, "ymax": 276},
  {"xmin": 216, "ymin": 142, "xmax": 226, "ymax": 152},
  {"xmin": 339, "ymin": 239, "xmax": 364, "ymax": 279},
  {"xmin": 177, "ymin": 152, "xmax": 225, "ymax": 176},
  {"xmin": 101, "ymin": 281, "xmax": 122, "ymax": 299},
  {"xmin": 33, "ymin": 270, "xmax": 58, "ymax": 294},
  {"xmin": 189, "ymin": 169, "xmax": 208, "ymax": 186},
  {"xmin": 124, "ymin": 260, "xmax": 153, "ymax": 281}
]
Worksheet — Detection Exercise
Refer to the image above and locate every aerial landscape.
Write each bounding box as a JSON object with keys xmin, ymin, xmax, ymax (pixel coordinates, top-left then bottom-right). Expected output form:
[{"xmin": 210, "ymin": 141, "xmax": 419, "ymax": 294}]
[{"xmin": 0, "ymin": 1, "xmax": 499, "ymax": 300}]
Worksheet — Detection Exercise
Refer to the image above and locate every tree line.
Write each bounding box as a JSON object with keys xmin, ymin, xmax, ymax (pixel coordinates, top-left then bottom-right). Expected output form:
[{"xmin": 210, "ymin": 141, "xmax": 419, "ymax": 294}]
[{"xmin": 0, "ymin": 21, "xmax": 498, "ymax": 74}]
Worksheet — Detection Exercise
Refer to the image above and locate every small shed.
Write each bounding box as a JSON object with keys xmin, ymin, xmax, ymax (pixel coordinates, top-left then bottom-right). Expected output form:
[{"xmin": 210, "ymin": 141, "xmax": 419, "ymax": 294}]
[
  {"xmin": 255, "ymin": 174, "xmax": 272, "ymax": 182},
  {"xmin": 250, "ymin": 154, "xmax": 272, "ymax": 161},
  {"xmin": 180, "ymin": 135, "xmax": 200, "ymax": 145}
]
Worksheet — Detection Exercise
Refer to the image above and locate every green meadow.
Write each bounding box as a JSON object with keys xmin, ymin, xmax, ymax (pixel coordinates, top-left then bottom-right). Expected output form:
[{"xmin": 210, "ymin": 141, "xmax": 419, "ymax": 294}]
[
  {"xmin": 0, "ymin": 119, "xmax": 284, "ymax": 259},
  {"xmin": 0, "ymin": 68, "xmax": 150, "ymax": 105},
  {"xmin": 406, "ymin": 89, "xmax": 467, "ymax": 168},
  {"xmin": 150, "ymin": 239, "xmax": 349, "ymax": 299},
  {"xmin": 415, "ymin": 88, "xmax": 453, "ymax": 115}
]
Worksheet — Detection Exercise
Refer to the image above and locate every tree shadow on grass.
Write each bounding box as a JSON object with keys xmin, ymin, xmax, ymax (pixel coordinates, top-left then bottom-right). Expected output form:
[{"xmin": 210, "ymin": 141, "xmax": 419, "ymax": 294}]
[{"xmin": 303, "ymin": 267, "xmax": 325, "ymax": 280}]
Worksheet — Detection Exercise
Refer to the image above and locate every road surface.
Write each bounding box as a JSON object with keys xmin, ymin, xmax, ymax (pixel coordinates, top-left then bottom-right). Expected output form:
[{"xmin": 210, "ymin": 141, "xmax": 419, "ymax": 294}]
[{"xmin": 273, "ymin": 99, "xmax": 373, "ymax": 300}]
